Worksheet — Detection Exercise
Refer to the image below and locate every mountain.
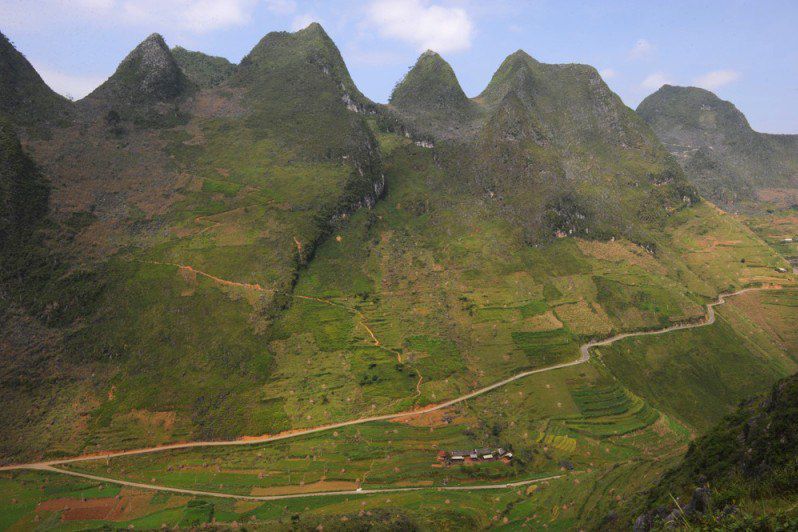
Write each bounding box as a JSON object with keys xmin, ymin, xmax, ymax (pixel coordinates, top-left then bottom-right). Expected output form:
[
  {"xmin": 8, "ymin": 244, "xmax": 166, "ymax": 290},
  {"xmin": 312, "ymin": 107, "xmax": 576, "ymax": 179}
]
[
  {"xmin": 0, "ymin": 31, "xmax": 70, "ymax": 126},
  {"xmin": 0, "ymin": 26, "xmax": 795, "ymax": 532},
  {"xmin": 402, "ymin": 49, "xmax": 697, "ymax": 245},
  {"xmin": 0, "ymin": 23, "xmax": 388, "ymax": 462},
  {"xmin": 389, "ymin": 50, "xmax": 481, "ymax": 139},
  {"xmin": 637, "ymin": 85, "xmax": 798, "ymax": 207},
  {"xmin": 172, "ymin": 46, "xmax": 235, "ymax": 88},
  {"xmin": 624, "ymin": 372, "xmax": 798, "ymax": 530},
  {"xmin": 82, "ymin": 33, "xmax": 191, "ymax": 121},
  {"xmin": 479, "ymin": 50, "xmax": 659, "ymax": 155},
  {"xmin": 235, "ymin": 22, "xmax": 377, "ymax": 148}
]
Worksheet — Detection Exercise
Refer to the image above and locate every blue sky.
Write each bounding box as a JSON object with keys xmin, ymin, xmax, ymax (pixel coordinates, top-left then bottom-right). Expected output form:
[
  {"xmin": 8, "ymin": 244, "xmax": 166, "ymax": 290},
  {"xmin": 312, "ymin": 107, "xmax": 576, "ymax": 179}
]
[{"xmin": 3, "ymin": 0, "xmax": 797, "ymax": 132}]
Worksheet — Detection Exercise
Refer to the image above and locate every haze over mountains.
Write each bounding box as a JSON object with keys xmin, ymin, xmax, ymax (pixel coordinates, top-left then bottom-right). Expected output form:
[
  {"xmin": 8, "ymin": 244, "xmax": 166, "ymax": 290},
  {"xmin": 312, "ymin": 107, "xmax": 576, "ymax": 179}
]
[{"xmin": 0, "ymin": 23, "xmax": 796, "ymax": 529}]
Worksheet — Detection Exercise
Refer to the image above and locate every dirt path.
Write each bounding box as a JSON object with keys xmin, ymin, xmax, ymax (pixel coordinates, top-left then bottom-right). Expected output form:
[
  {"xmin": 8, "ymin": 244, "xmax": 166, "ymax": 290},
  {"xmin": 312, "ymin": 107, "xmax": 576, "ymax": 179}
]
[
  {"xmin": 24, "ymin": 464, "xmax": 563, "ymax": 502},
  {"xmin": 0, "ymin": 287, "xmax": 767, "ymax": 475},
  {"xmin": 146, "ymin": 261, "xmax": 267, "ymax": 292}
]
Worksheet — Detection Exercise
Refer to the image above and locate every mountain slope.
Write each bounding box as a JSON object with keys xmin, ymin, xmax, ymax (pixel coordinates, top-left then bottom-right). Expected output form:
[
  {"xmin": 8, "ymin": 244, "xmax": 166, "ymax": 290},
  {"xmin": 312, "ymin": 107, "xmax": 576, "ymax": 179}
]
[
  {"xmin": 402, "ymin": 49, "xmax": 698, "ymax": 245},
  {"xmin": 0, "ymin": 31, "xmax": 70, "ymax": 126},
  {"xmin": 0, "ymin": 28, "xmax": 793, "ymax": 493},
  {"xmin": 0, "ymin": 116, "xmax": 49, "ymax": 249},
  {"xmin": 172, "ymin": 46, "xmax": 235, "ymax": 88},
  {"xmin": 624, "ymin": 371, "xmax": 798, "ymax": 530},
  {"xmin": 637, "ymin": 85, "xmax": 798, "ymax": 206}
]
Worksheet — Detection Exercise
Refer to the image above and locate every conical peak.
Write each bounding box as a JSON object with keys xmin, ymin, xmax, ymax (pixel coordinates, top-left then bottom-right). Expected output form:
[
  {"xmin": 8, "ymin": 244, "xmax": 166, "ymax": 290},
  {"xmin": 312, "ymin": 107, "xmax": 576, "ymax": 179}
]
[
  {"xmin": 390, "ymin": 50, "xmax": 467, "ymax": 111},
  {"xmin": 87, "ymin": 32, "xmax": 187, "ymax": 104},
  {"xmin": 478, "ymin": 50, "xmax": 542, "ymax": 104}
]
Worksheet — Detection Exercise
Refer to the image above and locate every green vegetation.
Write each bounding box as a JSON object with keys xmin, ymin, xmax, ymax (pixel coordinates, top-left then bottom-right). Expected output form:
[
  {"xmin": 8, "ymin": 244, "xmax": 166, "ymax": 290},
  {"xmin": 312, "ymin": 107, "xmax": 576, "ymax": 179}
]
[
  {"xmin": 389, "ymin": 50, "xmax": 482, "ymax": 139},
  {"xmin": 619, "ymin": 372, "xmax": 798, "ymax": 530},
  {"xmin": 172, "ymin": 46, "xmax": 235, "ymax": 88},
  {"xmin": 88, "ymin": 33, "xmax": 188, "ymax": 105},
  {"xmin": 599, "ymin": 290, "xmax": 798, "ymax": 432},
  {"xmin": 1, "ymin": 23, "xmax": 797, "ymax": 530},
  {"xmin": 0, "ymin": 31, "xmax": 70, "ymax": 126}
]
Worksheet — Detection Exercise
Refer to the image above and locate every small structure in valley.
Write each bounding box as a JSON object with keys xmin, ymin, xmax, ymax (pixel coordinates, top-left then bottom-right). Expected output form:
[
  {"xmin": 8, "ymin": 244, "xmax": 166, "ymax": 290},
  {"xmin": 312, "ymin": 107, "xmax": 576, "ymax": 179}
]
[{"xmin": 439, "ymin": 448, "xmax": 513, "ymax": 466}]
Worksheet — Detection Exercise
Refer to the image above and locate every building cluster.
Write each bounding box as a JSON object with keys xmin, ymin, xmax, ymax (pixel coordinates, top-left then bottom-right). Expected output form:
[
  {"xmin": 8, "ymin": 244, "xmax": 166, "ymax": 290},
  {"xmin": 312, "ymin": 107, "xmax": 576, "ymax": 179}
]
[{"xmin": 439, "ymin": 448, "xmax": 513, "ymax": 466}]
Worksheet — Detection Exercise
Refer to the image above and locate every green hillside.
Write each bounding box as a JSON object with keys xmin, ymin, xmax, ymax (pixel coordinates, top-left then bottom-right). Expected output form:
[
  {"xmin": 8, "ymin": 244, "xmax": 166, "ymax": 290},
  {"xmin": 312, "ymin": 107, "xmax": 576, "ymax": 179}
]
[
  {"xmin": 0, "ymin": 31, "xmax": 70, "ymax": 127},
  {"xmin": 0, "ymin": 24, "xmax": 393, "ymax": 462},
  {"xmin": 389, "ymin": 50, "xmax": 482, "ymax": 139},
  {"xmin": 621, "ymin": 370, "xmax": 798, "ymax": 530}
]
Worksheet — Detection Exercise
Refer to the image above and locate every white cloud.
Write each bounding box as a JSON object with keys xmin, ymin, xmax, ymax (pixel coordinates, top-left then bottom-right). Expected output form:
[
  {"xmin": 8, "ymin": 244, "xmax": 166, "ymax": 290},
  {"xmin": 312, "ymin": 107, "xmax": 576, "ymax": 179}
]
[
  {"xmin": 346, "ymin": 46, "xmax": 404, "ymax": 66},
  {"xmin": 367, "ymin": 0, "xmax": 474, "ymax": 53},
  {"xmin": 291, "ymin": 13, "xmax": 317, "ymax": 31},
  {"xmin": 693, "ymin": 69, "xmax": 741, "ymax": 90},
  {"xmin": 32, "ymin": 62, "xmax": 107, "ymax": 99},
  {"xmin": 640, "ymin": 71, "xmax": 672, "ymax": 91},
  {"xmin": 120, "ymin": 0, "xmax": 257, "ymax": 33},
  {"xmin": 72, "ymin": 0, "xmax": 115, "ymax": 9},
  {"xmin": 17, "ymin": 0, "xmax": 258, "ymax": 34},
  {"xmin": 264, "ymin": 0, "xmax": 296, "ymax": 15},
  {"xmin": 628, "ymin": 38, "xmax": 653, "ymax": 60},
  {"xmin": 600, "ymin": 68, "xmax": 616, "ymax": 80}
]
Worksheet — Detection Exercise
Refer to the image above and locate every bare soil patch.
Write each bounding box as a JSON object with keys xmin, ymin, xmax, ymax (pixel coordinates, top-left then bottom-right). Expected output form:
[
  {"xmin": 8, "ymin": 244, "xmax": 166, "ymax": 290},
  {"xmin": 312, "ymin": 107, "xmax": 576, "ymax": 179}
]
[{"xmin": 250, "ymin": 480, "xmax": 358, "ymax": 496}]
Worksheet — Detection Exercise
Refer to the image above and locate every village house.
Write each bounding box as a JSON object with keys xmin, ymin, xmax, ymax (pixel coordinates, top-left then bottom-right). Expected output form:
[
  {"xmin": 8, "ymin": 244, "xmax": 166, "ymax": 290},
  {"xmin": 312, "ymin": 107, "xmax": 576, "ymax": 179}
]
[{"xmin": 439, "ymin": 448, "xmax": 513, "ymax": 466}]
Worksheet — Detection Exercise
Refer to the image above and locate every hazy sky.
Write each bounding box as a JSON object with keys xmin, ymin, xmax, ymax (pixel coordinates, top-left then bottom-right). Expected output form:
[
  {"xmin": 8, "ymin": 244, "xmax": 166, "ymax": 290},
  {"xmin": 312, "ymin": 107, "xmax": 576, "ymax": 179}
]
[{"xmin": 3, "ymin": 0, "xmax": 797, "ymax": 133}]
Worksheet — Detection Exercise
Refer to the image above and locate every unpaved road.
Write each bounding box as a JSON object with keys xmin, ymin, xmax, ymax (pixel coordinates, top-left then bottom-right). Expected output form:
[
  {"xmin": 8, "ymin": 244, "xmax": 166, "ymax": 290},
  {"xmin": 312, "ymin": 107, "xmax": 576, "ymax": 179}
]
[
  {"xmin": 0, "ymin": 287, "xmax": 768, "ymax": 499},
  {"xmin": 25, "ymin": 464, "xmax": 563, "ymax": 502}
]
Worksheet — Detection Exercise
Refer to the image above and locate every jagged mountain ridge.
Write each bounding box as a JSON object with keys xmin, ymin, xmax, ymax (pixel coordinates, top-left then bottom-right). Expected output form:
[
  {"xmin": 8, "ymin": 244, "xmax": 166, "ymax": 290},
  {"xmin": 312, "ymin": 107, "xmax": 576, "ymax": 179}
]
[
  {"xmin": 638, "ymin": 85, "xmax": 798, "ymax": 206},
  {"xmin": 388, "ymin": 48, "xmax": 696, "ymax": 245},
  {"xmin": 0, "ymin": 24, "xmax": 390, "ymax": 461}
]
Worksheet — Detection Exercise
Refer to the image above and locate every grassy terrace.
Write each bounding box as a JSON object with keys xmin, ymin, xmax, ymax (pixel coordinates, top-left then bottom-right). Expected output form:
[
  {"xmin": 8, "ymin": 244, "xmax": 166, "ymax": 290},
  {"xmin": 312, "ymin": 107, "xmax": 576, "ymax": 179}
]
[{"xmin": 0, "ymin": 465, "xmax": 672, "ymax": 530}]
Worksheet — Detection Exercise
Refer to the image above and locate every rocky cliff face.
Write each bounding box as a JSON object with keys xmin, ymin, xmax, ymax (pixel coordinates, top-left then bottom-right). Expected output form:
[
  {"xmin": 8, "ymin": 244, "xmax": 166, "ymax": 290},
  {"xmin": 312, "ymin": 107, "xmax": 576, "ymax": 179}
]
[{"xmin": 638, "ymin": 85, "xmax": 798, "ymax": 206}]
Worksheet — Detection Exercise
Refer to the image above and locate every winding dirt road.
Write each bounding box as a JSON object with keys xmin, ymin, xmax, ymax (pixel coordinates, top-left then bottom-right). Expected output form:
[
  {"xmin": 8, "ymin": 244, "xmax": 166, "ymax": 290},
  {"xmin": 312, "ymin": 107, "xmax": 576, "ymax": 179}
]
[
  {"xmin": 0, "ymin": 287, "xmax": 769, "ymax": 500},
  {"xmin": 25, "ymin": 464, "xmax": 563, "ymax": 502}
]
